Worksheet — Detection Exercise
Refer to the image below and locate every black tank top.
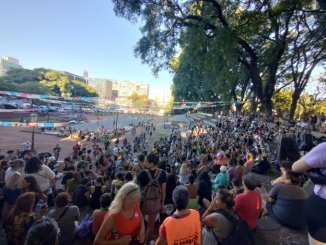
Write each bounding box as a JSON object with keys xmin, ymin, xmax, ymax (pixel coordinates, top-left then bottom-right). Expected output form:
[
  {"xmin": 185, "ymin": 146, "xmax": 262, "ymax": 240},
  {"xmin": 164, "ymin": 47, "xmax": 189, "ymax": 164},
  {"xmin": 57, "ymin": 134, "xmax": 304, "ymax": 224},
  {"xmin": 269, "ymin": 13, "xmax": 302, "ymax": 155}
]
[{"xmin": 90, "ymin": 185, "xmax": 103, "ymax": 209}]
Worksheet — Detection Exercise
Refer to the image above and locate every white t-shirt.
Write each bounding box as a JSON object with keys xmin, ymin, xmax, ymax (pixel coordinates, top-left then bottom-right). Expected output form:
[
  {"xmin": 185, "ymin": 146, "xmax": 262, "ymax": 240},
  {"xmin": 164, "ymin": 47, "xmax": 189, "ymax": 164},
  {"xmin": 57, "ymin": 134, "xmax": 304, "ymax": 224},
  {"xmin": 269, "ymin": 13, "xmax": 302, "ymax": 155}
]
[
  {"xmin": 5, "ymin": 167, "xmax": 21, "ymax": 188},
  {"xmin": 23, "ymin": 165, "xmax": 55, "ymax": 192},
  {"xmin": 55, "ymin": 172, "xmax": 65, "ymax": 191}
]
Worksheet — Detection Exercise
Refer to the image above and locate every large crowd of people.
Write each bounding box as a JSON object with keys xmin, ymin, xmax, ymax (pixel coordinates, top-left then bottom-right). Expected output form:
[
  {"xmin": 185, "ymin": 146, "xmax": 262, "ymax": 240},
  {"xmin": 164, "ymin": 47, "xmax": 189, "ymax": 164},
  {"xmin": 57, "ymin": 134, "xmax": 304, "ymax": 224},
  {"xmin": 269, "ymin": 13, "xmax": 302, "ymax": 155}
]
[{"xmin": 0, "ymin": 112, "xmax": 325, "ymax": 245}]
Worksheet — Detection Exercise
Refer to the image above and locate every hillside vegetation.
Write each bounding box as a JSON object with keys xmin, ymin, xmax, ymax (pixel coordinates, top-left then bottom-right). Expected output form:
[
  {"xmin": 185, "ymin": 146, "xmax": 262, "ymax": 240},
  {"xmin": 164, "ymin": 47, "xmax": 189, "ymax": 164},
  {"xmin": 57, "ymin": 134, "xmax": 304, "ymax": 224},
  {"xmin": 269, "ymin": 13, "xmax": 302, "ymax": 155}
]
[{"xmin": 0, "ymin": 68, "xmax": 98, "ymax": 97}]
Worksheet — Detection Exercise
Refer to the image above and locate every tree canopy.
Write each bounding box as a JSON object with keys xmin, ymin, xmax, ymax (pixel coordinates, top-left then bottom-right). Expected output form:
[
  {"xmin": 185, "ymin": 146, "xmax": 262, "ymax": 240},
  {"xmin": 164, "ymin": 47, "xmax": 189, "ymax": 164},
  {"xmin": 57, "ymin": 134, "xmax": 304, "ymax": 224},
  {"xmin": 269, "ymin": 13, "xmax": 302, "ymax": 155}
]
[
  {"xmin": 112, "ymin": 0, "xmax": 326, "ymax": 116},
  {"xmin": 127, "ymin": 92, "xmax": 149, "ymax": 112},
  {"xmin": 0, "ymin": 68, "xmax": 98, "ymax": 97}
]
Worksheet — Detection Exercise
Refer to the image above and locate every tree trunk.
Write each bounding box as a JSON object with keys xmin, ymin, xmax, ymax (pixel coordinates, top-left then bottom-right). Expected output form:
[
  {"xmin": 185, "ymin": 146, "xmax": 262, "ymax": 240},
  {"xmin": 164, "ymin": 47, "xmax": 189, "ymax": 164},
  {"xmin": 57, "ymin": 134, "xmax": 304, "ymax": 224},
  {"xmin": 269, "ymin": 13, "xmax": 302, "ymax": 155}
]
[
  {"xmin": 250, "ymin": 99, "xmax": 257, "ymax": 113},
  {"xmin": 235, "ymin": 102, "xmax": 244, "ymax": 115},
  {"xmin": 289, "ymin": 90, "xmax": 301, "ymax": 121},
  {"xmin": 223, "ymin": 104, "xmax": 231, "ymax": 114},
  {"xmin": 260, "ymin": 96, "xmax": 273, "ymax": 116}
]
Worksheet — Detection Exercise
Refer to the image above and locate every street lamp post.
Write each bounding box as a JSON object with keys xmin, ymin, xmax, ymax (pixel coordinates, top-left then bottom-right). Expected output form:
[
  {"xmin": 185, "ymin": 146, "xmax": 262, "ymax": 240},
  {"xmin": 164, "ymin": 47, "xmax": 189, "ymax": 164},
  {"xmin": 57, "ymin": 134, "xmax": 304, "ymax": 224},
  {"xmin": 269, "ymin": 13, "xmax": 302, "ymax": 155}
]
[
  {"xmin": 163, "ymin": 114, "xmax": 166, "ymax": 129},
  {"xmin": 115, "ymin": 110, "xmax": 119, "ymax": 137},
  {"xmin": 72, "ymin": 89, "xmax": 77, "ymax": 113},
  {"xmin": 30, "ymin": 113, "xmax": 38, "ymax": 151},
  {"xmin": 47, "ymin": 103, "xmax": 50, "ymax": 122}
]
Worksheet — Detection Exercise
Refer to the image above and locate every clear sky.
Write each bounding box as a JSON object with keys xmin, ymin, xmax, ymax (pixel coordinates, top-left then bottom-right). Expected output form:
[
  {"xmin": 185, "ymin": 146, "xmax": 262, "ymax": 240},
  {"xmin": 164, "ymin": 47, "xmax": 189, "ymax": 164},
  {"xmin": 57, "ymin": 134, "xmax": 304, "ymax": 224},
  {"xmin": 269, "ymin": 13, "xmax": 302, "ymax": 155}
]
[
  {"xmin": 0, "ymin": 0, "xmax": 173, "ymax": 94},
  {"xmin": 0, "ymin": 0, "xmax": 323, "ymax": 99}
]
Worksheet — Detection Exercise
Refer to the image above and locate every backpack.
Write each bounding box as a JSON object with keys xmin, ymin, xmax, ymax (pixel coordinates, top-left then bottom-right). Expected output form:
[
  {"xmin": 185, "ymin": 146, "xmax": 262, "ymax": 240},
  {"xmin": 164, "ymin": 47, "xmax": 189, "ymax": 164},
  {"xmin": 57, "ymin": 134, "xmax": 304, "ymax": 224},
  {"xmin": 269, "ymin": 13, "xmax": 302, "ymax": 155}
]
[
  {"xmin": 141, "ymin": 169, "xmax": 162, "ymax": 215},
  {"xmin": 76, "ymin": 214, "xmax": 93, "ymax": 238},
  {"xmin": 212, "ymin": 210, "xmax": 254, "ymax": 245}
]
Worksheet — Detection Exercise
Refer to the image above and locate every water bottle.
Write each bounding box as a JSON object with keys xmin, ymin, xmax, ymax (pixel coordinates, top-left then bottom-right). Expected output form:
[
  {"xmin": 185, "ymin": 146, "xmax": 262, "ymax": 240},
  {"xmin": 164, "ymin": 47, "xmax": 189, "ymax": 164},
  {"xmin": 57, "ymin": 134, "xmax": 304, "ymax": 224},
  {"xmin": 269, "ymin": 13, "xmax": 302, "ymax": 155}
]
[{"xmin": 34, "ymin": 199, "xmax": 44, "ymax": 214}]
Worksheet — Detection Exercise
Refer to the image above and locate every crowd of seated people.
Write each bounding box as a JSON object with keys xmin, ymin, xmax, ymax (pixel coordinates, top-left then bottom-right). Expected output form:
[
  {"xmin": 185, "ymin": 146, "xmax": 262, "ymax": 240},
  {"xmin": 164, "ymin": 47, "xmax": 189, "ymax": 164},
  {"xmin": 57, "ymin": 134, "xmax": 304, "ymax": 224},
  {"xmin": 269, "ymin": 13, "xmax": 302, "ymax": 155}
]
[{"xmin": 0, "ymin": 113, "xmax": 325, "ymax": 245}]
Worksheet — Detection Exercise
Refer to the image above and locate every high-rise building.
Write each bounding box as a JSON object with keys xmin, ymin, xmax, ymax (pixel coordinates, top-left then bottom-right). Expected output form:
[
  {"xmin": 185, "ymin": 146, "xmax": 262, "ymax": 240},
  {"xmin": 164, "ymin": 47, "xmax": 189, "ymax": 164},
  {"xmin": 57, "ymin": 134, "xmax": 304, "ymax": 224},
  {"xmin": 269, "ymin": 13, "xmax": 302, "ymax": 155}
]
[
  {"xmin": 88, "ymin": 78, "xmax": 113, "ymax": 100},
  {"xmin": 111, "ymin": 80, "xmax": 149, "ymax": 99},
  {"xmin": 63, "ymin": 71, "xmax": 87, "ymax": 83},
  {"xmin": 111, "ymin": 90, "xmax": 119, "ymax": 101},
  {"xmin": 83, "ymin": 69, "xmax": 89, "ymax": 84},
  {"xmin": 0, "ymin": 56, "xmax": 23, "ymax": 76},
  {"xmin": 87, "ymin": 78, "xmax": 150, "ymax": 101}
]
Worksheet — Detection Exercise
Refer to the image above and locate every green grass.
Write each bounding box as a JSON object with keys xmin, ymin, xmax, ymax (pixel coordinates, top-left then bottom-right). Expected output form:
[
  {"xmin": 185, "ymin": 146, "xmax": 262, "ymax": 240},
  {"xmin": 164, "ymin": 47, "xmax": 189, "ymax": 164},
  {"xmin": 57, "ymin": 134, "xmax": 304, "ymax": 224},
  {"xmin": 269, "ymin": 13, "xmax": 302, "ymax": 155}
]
[{"xmin": 153, "ymin": 128, "xmax": 170, "ymax": 140}]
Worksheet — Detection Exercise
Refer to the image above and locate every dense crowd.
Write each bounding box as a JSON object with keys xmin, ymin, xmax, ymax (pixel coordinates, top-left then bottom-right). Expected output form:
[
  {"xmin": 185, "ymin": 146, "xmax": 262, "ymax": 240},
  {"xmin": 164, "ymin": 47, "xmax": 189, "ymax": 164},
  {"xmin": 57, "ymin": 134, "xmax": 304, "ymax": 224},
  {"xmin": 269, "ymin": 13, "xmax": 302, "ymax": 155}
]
[{"xmin": 0, "ymin": 113, "xmax": 325, "ymax": 245}]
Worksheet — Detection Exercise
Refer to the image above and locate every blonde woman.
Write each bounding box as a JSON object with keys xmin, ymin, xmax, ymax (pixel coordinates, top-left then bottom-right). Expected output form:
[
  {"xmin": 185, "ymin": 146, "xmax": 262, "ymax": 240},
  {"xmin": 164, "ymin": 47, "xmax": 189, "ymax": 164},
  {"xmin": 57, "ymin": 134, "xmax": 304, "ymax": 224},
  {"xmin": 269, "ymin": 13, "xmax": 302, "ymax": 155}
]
[
  {"xmin": 94, "ymin": 182, "xmax": 145, "ymax": 245},
  {"xmin": 179, "ymin": 161, "xmax": 191, "ymax": 184}
]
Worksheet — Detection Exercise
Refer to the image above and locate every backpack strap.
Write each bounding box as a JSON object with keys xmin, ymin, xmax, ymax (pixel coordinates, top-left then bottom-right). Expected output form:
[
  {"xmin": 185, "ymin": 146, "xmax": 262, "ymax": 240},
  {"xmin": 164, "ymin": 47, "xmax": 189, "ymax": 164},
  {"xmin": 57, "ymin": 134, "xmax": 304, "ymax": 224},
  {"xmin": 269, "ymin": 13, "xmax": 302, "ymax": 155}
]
[
  {"xmin": 208, "ymin": 210, "xmax": 238, "ymax": 245},
  {"xmin": 145, "ymin": 169, "xmax": 153, "ymax": 182},
  {"xmin": 211, "ymin": 229, "xmax": 222, "ymax": 245},
  {"xmin": 56, "ymin": 206, "xmax": 69, "ymax": 221},
  {"xmin": 154, "ymin": 169, "xmax": 162, "ymax": 181},
  {"xmin": 145, "ymin": 169, "xmax": 161, "ymax": 183},
  {"xmin": 215, "ymin": 209, "xmax": 238, "ymax": 226}
]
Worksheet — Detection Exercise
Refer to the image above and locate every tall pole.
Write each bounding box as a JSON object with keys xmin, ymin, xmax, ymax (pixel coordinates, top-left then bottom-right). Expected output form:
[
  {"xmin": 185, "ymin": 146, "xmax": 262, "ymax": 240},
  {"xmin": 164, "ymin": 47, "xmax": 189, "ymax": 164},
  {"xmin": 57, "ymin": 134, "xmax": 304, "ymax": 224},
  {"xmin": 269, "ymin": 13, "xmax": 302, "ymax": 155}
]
[
  {"xmin": 31, "ymin": 125, "xmax": 35, "ymax": 151},
  {"xmin": 115, "ymin": 111, "xmax": 119, "ymax": 137},
  {"xmin": 47, "ymin": 102, "xmax": 50, "ymax": 122},
  {"xmin": 164, "ymin": 114, "xmax": 166, "ymax": 129},
  {"xmin": 30, "ymin": 113, "xmax": 37, "ymax": 152}
]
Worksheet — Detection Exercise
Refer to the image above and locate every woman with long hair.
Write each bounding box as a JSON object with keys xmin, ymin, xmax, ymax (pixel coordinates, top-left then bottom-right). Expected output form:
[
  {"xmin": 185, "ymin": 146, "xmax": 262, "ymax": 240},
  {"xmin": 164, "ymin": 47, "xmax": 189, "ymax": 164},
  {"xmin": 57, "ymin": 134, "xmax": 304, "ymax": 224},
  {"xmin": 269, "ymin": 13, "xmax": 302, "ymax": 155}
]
[
  {"xmin": 197, "ymin": 171, "xmax": 212, "ymax": 209},
  {"xmin": 94, "ymin": 182, "xmax": 145, "ymax": 245},
  {"xmin": 21, "ymin": 176, "xmax": 48, "ymax": 212},
  {"xmin": 0, "ymin": 159, "xmax": 9, "ymax": 184},
  {"xmin": 179, "ymin": 161, "xmax": 191, "ymax": 184},
  {"xmin": 23, "ymin": 157, "xmax": 55, "ymax": 206},
  {"xmin": 5, "ymin": 192, "xmax": 37, "ymax": 245}
]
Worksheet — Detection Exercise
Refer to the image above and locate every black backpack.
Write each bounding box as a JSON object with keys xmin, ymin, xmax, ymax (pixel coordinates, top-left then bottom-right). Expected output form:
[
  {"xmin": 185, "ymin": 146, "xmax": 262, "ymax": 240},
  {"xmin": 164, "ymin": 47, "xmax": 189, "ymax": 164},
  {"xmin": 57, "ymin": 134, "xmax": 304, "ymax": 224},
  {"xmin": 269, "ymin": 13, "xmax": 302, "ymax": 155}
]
[{"xmin": 212, "ymin": 210, "xmax": 255, "ymax": 245}]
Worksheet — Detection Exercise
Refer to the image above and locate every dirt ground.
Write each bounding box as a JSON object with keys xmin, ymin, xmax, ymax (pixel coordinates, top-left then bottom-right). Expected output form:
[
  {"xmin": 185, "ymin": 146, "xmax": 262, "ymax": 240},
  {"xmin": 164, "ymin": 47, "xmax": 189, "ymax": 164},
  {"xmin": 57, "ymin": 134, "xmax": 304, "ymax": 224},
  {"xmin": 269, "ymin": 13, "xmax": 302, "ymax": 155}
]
[
  {"xmin": 0, "ymin": 127, "xmax": 76, "ymax": 158},
  {"xmin": 0, "ymin": 116, "xmax": 164, "ymax": 160}
]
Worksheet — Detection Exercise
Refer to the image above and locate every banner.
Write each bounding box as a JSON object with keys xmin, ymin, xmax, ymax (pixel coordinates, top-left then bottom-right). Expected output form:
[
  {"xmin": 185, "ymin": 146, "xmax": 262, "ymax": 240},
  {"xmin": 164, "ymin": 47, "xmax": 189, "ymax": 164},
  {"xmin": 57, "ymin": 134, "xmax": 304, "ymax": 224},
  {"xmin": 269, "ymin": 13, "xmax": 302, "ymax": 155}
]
[
  {"xmin": 0, "ymin": 121, "xmax": 78, "ymax": 128},
  {"xmin": 0, "ymin": 90, "xmax": 98, "ymax": 102},
  {"xmin": 0, "ymin": 108, "xmax": 38, "ymax": 113},
  {"xmin": 171, "ymin": 102, "xmax": 230, "ymax": 110}
]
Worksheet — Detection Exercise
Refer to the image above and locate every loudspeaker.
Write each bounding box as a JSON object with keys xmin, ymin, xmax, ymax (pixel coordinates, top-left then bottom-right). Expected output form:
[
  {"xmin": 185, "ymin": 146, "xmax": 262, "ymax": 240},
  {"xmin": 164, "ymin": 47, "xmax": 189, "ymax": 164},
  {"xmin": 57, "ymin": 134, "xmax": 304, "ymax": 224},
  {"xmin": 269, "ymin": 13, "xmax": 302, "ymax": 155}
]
[{"xmin": 277, "ymin": 136, "xmax": 301, "ymax": 164}]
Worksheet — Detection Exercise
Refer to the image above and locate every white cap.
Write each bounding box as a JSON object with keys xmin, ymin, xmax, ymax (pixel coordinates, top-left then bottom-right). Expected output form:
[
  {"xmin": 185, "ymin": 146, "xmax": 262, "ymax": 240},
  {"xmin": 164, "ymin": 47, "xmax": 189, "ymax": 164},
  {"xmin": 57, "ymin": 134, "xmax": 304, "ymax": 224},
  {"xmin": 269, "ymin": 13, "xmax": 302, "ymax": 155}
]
[
  {"xmin": 48, "ymin": 156, "xmax": 56, "ymax": 162},
  {"xmin": 220, "ymin": 166, "xmax": 227, "ymax": 172}
]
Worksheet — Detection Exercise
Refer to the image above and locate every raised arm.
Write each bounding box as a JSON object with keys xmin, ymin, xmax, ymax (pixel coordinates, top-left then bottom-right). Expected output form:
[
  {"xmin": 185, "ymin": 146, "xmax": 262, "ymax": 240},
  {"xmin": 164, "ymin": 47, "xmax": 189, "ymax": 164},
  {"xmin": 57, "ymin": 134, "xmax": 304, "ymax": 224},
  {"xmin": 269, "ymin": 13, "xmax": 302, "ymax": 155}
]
[
  {"xmin": 94, "ymin": 214, "xmax": 132, "ymax": 245},
  {"xmin": 292, "ymin": 158, "xmax": 311, "ymax": 173}
]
